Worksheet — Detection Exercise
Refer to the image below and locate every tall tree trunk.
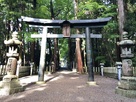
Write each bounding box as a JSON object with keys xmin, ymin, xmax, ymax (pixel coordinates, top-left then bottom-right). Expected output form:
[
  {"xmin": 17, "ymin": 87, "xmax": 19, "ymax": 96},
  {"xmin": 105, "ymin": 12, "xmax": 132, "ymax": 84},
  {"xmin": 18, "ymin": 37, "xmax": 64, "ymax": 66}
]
[
  {"xmin": 33, "ymin": 0, "xmax": 37, "ymax": 9},
  {"xmin": 68, "ymin": 38, "xmax": 72, "ymax": 70},
  {"xmin": 117, "ymin": 0, "xmax": 125, "ymax": 61},
  {"xmin": 50, "ymin": 0, "xmax": 59, "ymax": 72},
  {"xmin": 74, "ymin": 0, "xmax": 83, "ymax": 73},
  {"xmin": 50, "ymin": 0, "xmax": 54, "ymax": 20},
  {"xmin": 53, "ymin": 38, "xmax": 59, "ymax": 72},
  {"xmin": 117, "ymin": 0, "xmax": 125, "ymax": 40},
  {"xmin": 76, "ymin": 38, "xmax": 83, "ymax": 73},
  {"xmin": 30, "ymin": 41, "xmax": 35, "ymax": 62},
  {"xmin": 29, "ymin": 0, "xmax": 36, "ymax": 63}
]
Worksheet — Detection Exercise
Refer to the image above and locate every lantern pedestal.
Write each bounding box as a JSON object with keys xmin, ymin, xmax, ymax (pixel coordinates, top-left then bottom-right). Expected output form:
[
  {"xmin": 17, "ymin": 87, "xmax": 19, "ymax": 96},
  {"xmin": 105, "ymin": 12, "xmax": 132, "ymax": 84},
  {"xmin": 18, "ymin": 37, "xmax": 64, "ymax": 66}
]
[
  {"xmin": 0, "ymin": 75, "xmax": 24, "ymax": 96},
  {"xmin": 116, "ymin": 76, "xmax": 136, "ymax": 98}
]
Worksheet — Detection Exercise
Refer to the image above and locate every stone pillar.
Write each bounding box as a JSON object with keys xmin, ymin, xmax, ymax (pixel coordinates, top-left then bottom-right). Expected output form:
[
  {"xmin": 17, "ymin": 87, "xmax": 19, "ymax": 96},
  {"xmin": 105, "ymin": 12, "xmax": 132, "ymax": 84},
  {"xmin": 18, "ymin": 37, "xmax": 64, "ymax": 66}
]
[{"xmin": 116, "ymin": 32, "xmax": 136, "ymax": 98}]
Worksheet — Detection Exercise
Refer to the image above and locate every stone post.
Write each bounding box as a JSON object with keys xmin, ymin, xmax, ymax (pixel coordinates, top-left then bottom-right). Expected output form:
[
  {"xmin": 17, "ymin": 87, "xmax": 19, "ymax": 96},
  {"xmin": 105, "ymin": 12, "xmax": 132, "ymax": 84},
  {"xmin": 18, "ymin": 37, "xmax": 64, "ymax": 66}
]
[
  {"xmin": 115, "ymin": 62, "xmax": 122, "ymax": 80},
  {"xmin": 100, "ymin": 63, "xmax": 104, "ymax": 76},
  {"xmin": 30, "ymin": 62, "xmax": 34, "ymax": 76}
]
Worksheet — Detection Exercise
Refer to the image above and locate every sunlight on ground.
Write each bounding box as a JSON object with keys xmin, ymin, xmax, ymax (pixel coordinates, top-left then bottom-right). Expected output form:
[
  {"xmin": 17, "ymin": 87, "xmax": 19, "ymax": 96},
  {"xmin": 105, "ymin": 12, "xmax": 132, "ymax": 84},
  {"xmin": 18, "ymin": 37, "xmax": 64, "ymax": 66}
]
[
  {"xmin": 76, "ymin": 85, "xmax": 86, "ymax": 88},
  {"xmin": 50, "ymin": 75, "xmax": 64, "ymax": 82},
  {"xmin": 34, "ymin": 87, "xmax": 47, "ymax": 91},
  {"xmin": 58, "ymin": 70, "xmax": 75, "ymax": 74},
  {"xmin": 19, "ymin": 75, "xmax": 53, "ymax": 86},
  {"xmin": 16, "ymin": 95, "xmax": 25, "ymax": 99},
  {"xmin": 76, "ymin": 96, "xmax": 85, "ymax": 101},
  {"xmin": 2, "ymin": 85, "xmax": 48, "ymax": 102},
  {"xmin": 70, "ymin": 77, "xmax": 79, "ymax": 80}
]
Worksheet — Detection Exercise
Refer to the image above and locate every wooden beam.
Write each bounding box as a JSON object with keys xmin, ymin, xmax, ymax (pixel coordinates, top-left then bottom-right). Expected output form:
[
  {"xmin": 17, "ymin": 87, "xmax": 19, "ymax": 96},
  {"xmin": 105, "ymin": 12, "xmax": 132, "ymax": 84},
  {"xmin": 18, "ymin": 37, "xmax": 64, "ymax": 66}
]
[
  {"xmin": 21, "ymin": 16, "xmax": 111, "ymax": 28},
  {"xmin": 31, "ymin": 33, "xmax": 102, "ymax": 38},
  {"xmin": 29, "ymin": 25, "xmax": 60, "ymax": 28}
]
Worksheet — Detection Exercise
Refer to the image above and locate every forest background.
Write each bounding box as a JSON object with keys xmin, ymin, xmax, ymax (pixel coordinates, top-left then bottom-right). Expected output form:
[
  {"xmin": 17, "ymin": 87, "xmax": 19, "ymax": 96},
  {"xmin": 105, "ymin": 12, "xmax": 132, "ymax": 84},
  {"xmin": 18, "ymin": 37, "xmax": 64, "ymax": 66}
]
[{"xmin": 0, "ymin": 0, "xmax": 136, "ymax": 73}]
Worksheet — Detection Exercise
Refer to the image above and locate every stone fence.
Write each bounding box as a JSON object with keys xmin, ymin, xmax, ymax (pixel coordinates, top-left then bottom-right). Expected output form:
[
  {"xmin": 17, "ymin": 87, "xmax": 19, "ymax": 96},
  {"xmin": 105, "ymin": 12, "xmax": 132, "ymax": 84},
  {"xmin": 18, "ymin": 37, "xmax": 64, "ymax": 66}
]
[
  {"xmin": 16, "ymin": 66, "xmax": 31, "ymax": 78},
  {"xmin": 0, "ymin": 65, "xmax": 6, "ymax": 80},
  {"xmin": 0, "ymin": 65, "xmax": 31, "ymax": 80},
  {"xmin": 1, "ymin": 65, "xmax": 136, "ymax": 80},
  {"xmin": 103, "ymin": 67, "xmax": 118, "ymax": 78},
  {"xmin": 102, "ymin": 67, "xmax": 136, "ymax": 78}
]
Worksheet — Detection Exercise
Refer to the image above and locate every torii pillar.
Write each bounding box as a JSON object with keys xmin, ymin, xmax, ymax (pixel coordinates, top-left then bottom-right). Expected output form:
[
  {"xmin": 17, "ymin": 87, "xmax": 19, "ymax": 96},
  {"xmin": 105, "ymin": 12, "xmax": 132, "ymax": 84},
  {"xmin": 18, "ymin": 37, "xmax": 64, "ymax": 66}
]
[
  {"xmin": 37, "ymin": 27, "xmax": 47, "ymax": 83},
  {"xmin": 86, "ymin": 27, "xmax": 96, "ymax": 85}
]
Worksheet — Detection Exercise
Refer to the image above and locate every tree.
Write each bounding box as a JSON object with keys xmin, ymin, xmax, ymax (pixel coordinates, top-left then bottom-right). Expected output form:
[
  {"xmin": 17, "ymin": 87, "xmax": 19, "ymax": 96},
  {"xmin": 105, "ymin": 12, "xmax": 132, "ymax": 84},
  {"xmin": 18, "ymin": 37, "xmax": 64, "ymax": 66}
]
[
  {"xmin": 73, "ymin": 0, "xmax": 84, "ymax": 73},
  {"xmin": 117, "ymin": 0, "xmax": 125, "ymax": 40}
]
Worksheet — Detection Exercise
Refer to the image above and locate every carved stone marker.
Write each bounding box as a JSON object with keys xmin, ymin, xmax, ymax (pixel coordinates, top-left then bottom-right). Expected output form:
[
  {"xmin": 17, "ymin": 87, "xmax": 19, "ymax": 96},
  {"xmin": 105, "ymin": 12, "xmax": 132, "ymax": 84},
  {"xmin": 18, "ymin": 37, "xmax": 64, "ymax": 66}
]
[{"xmin": 0, "ymin": 31, "xmax": 24, "ymax": 96}]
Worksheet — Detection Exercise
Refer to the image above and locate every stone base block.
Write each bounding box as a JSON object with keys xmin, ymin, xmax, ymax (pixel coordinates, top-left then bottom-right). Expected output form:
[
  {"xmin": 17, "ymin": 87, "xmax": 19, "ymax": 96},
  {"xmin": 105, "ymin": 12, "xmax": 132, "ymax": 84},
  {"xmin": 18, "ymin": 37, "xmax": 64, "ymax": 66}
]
[
  {"xmin": 116, "ymin": 76, "xmax": 136, "ymax": 98},
  {"xmin": 116, "ymin": 87, "xmax": 136, "ymax": 98},
  {"xmin": 0, "ymin": 86, "xmax": 24, "ymax": 96},
  {"xmin": 0, "ymin": 75, "xmax": 24, "ymax": 96},
  {"xmin": 118, "ymin": 76, "xmax": 136, "ymax": 90}
]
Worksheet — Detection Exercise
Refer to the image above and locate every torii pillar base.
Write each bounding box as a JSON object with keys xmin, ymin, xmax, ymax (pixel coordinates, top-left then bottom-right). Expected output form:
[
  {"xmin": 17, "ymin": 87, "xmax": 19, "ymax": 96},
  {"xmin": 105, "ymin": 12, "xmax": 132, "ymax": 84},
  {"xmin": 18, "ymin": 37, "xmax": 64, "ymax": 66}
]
[
  {"xmin": 0, "ymin": 75, "xmax": 24, "ymax": 96},
  {"xmin": 87, "ymin": 81, "xmax": 97, "ymax": 86}
]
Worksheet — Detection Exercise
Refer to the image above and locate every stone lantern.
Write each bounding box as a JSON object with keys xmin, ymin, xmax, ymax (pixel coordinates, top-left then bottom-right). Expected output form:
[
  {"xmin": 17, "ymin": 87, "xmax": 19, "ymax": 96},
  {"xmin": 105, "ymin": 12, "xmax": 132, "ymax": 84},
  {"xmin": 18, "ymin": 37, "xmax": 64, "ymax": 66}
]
[
  {"xmin": 0, "ymin": 31, "xmax": 24, "ymax": 96},
  {"xmin": 119, "ymin": 31, "xmax": 134, "ymax": 76},
  {"xmin": 116, "ymin": 31, "xmax": 136, "ymax": 98}
]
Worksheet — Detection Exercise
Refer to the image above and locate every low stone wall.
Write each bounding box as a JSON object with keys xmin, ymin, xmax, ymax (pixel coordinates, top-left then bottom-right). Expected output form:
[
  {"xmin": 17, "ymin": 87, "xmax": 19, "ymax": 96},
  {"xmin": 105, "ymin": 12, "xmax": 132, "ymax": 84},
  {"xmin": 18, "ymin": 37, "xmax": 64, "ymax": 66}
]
[
  {"xmin": 103, "ymin": 67, "xmax": 136, "ymax": 78},
  {"xmin": 1, "ymin": 65, "xmax": 136, "ymax": 79},
  {"xmin": 103, "ymin": 67, "xmax": 118, "ymax": 79},
  {"xmin": 0, "ymin": 65, "xmax": 32, "ymax": 79},
  {"xmin": 17, "ymin": 66, "xmax": 30, "ymax": 78}
]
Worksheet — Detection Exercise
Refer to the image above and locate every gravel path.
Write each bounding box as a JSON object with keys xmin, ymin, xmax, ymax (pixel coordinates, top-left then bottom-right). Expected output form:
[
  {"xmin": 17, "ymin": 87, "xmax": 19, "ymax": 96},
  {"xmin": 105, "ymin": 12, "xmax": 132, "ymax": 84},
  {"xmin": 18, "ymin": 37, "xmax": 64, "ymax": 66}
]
[{"xmin": 0, "ymin": 71, "xmax": 136, "ymax": 102}]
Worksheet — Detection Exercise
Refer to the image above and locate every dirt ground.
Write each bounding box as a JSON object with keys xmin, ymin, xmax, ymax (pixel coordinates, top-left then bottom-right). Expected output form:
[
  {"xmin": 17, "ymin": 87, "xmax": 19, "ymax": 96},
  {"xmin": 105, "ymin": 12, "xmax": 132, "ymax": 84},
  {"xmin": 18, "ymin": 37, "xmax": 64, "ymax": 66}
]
[{"xmin": 0, "ymin": 71, "xmax": 136, "ymax": 102}]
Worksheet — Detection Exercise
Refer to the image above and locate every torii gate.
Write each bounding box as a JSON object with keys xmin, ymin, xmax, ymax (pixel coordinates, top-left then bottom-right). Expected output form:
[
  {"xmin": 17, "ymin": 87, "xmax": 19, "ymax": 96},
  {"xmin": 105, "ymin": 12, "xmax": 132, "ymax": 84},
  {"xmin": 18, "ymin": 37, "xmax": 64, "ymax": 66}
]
[{"xmin": 21, "ymin": 16, "xmax": 111, "ymax": 84}]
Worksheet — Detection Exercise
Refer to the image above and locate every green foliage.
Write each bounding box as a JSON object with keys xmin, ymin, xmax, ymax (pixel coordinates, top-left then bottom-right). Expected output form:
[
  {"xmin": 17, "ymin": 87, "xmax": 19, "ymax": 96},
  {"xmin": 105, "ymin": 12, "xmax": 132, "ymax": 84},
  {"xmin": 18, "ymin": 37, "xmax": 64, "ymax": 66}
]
[
  {"xmin": 23, "ymin": 31, "xmax": 35, "ymax": 42},
  {"xmin": 58, "ymin": 39, "xmax": 69, "ymax": 59},
  {"xmin": 103, "ymin": 21, "xmax": 118, "ymax": 35},
  {"xmin": 35, "ymin": 5, "xmax": 50, "ymax": 18},
  {"xmin": 95, "ymin": 56, "xmax": 106, "ymax": 63},
  {"xmin": 78, "ymin": 0, "xmax": 105, "ymax": 19},
  {"xmin": 0, "ymin": 0, "xmax": 136, "ymax": 66},
  {"xmin": 101, "ymin": 4, "xmax": 117, "ymax": 17},
  {"xmin": 35, "ymin": 0, "xmax": 50, "ymax": 18},
  {"xmin": 124, "ymin": 2, "xmax": 136, "ymax": 37},
  {"xmin": 53, "ymin": 0, "xmax": 74, "ymax": 19}
]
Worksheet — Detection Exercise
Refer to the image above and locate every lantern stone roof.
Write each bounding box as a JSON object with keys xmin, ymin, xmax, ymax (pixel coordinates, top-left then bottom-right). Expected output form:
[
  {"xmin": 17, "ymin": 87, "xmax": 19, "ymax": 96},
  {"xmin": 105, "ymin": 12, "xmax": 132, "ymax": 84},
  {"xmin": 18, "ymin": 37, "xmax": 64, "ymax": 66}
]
[
  {"xmin": 20, "ymin": 16, "xmax": 111, "ymax": 28},
  {"xmin": 4, "ymin": 31, "xmax": 22, "ymax": 46},
  {"xmin": 119, "ymin": 31, "xmax": 135, "ymax": 46},
  {"xmin": 119, "ymin": 40, "xmax": 134, "ymax": 46}
]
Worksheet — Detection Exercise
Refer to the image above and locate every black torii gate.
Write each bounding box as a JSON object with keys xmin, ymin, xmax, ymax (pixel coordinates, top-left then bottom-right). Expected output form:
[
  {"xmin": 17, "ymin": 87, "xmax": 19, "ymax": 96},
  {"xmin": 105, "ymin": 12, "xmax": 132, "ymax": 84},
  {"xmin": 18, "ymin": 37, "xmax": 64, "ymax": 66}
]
[{"xmin": 21, "ymin": 16, "xmax": 111, "ymax": 85}]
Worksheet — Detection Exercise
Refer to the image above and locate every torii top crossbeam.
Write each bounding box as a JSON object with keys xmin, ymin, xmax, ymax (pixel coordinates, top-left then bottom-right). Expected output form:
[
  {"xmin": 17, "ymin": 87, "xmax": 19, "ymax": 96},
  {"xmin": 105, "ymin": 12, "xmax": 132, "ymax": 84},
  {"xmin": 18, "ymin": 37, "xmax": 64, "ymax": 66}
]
[{"xmin": 21, "ymin": 16, "xmax": 111, "ymax": 28}]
